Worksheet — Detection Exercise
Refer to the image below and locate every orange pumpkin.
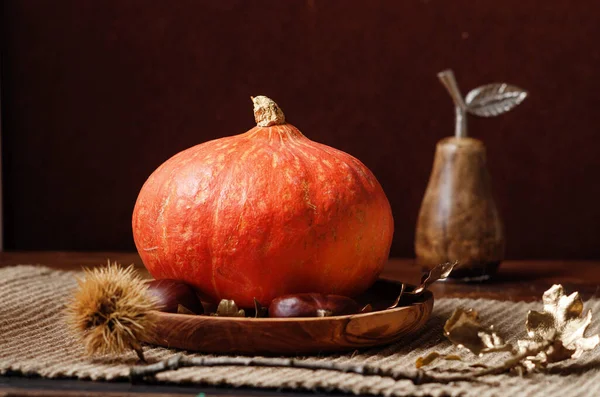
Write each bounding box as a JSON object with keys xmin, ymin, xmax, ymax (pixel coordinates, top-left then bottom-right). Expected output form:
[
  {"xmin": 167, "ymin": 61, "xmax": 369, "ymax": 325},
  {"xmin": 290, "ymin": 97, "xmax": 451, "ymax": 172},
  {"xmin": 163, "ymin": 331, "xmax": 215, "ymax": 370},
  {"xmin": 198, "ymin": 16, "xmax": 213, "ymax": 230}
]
[{"xmin": 132, "ymin": 96, "xmax": 393, "ymax": 308}]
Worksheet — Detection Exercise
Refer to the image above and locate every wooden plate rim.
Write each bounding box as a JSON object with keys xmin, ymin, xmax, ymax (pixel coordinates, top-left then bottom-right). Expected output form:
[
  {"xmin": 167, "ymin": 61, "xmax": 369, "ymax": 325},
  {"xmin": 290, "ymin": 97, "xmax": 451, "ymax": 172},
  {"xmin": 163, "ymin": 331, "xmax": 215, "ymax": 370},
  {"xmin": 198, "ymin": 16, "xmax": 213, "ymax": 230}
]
[{"xmin": 152, "ymin": 287, "xmax": 433, "ymax": 323}]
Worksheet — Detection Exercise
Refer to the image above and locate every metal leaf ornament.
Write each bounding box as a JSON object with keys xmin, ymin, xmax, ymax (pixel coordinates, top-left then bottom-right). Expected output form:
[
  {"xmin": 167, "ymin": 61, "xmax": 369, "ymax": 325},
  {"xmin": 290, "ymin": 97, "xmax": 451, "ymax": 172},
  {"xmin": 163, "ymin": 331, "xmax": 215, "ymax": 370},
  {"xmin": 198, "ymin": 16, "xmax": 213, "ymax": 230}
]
[
  {"xmin": 438, "ymin": 69, "xmax": 528, "ymax": 138},
  {"xmin": 465, "ymin": 83, "xmax": 528, "ymax": 117}
]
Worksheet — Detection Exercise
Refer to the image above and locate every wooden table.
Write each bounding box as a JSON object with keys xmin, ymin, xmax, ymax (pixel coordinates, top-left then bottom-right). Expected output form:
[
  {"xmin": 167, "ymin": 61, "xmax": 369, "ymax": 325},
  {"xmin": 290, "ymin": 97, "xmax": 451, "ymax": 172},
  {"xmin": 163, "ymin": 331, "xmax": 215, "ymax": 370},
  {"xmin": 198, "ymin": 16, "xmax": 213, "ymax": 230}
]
[{"xmin": 1, "ymin": 252, "xmax": 599, "ymax": 396}]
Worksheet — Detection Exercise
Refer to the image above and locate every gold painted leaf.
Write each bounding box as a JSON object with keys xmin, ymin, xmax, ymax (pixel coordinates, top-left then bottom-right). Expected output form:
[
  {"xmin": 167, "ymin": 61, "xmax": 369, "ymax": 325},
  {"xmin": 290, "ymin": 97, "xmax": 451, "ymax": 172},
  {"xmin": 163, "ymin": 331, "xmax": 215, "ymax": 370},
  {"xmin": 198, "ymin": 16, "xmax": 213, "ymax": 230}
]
[
  {"xmin": 542, "ymin": 284, "xmax": 583, "ymax": 323},
  {"xmin": 517, "ymin": 339, "xmax": 574, "ymax": 371},
  {"xmin": 523, "ymin": 284, "xmax": 599, "ymax": 364},
  {"xmin": 416, "ymin": 352, "xmax": 441, "ymax": 368},
  {"xmin": 413, "ymin": 261, "xmax": 457, "ymax": 294},
  {"xmin": 545, "ymin": 340, "xmax": 576, "ymax": 363},
  {"xmin": 214, "ymin": 299, "xmax": 245, "ymax": 317},
  {"xmin": 432, "ymin": 284, "xmax": 599, "ymax": 377},
  {"xmin": 525, "ymin": 310, "xmax": 555, "ymax": 339},
  {"xmin": 561, "ymin": 309, "xmax": 600, "ymax": 358},
  {"xmin": 444, "ymin": 308, "xmax": 508, "ymax": 356}
]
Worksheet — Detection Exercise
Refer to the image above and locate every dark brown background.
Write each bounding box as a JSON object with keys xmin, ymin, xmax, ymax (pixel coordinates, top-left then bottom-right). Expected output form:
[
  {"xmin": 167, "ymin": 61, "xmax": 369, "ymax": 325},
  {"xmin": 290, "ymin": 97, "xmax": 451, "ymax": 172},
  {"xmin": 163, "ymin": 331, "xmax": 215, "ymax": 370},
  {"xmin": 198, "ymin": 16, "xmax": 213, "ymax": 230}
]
[{"xmin": 1, "ymin": 1, "xmax": 599, "ymax": 259}]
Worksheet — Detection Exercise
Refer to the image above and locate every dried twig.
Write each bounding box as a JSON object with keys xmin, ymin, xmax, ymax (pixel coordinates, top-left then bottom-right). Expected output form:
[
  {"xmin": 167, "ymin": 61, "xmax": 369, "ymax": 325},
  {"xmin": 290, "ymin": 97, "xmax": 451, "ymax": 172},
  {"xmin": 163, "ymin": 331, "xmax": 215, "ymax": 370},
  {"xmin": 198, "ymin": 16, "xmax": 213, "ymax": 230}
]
[
  {"xmin": 130, "ymin": 354, "xmax": 434, "ymax": 384},
  {"xmin": 130, "ymin": 342, "xmax": 551, "ymax": 385}
]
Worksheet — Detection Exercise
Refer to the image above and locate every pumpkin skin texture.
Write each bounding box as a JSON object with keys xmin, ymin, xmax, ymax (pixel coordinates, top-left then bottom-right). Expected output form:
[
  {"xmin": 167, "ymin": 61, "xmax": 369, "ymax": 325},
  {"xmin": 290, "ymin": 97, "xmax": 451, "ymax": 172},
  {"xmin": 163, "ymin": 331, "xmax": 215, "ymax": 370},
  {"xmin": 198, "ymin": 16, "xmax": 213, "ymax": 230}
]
[{"xmin": 132, "ymin": 97, "xmax": 394, "ymax": 308}]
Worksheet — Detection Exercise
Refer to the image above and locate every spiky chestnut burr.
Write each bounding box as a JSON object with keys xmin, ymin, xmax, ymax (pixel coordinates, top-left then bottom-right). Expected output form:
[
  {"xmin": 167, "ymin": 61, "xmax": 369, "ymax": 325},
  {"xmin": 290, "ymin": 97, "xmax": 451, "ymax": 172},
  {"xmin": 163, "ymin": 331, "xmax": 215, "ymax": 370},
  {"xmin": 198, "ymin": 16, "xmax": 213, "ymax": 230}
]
[{"xmin": 65, "ymin": 262, "xmax": 159, "ymax": 361}]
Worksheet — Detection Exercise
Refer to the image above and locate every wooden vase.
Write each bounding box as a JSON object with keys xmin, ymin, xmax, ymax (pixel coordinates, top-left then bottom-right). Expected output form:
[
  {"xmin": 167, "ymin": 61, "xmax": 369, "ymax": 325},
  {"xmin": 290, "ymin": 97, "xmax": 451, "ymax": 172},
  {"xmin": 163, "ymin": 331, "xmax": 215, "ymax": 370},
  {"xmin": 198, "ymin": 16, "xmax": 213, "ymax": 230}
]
[{"xmin": 415, "ymin": 137, "xmax": 504, "ymax": 280}]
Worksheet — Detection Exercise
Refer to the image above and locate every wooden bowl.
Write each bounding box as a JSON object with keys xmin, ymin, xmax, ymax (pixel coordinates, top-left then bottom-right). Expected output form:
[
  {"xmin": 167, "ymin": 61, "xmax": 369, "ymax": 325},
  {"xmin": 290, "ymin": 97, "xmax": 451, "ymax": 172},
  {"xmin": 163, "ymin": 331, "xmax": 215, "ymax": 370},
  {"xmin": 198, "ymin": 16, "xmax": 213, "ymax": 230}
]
[{"xmin": 143, "ymin": 279, "xmax": 433, "ymax": 355}]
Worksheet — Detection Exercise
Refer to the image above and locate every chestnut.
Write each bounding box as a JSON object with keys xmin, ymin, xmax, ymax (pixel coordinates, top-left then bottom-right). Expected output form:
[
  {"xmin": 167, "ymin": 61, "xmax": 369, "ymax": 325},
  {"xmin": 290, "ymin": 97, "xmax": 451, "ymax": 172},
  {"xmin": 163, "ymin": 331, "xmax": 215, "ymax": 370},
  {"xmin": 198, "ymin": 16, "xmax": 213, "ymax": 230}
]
[
  {"xmin": 146, "ymin": 279, "xmax": 204, "ymax": 315},
  {"xmin": 268, "ymin": 293, "xmax": 360, "ymax": 318}
]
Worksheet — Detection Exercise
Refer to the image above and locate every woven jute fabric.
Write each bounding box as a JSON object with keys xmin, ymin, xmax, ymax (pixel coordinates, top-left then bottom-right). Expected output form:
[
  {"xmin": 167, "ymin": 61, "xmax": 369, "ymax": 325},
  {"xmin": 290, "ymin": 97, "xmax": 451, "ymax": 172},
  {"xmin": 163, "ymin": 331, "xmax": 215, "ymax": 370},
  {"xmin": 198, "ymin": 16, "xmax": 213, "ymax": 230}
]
[{"xmin": 1, "ymin": 265, "xmax": 599, "ymax": 397}]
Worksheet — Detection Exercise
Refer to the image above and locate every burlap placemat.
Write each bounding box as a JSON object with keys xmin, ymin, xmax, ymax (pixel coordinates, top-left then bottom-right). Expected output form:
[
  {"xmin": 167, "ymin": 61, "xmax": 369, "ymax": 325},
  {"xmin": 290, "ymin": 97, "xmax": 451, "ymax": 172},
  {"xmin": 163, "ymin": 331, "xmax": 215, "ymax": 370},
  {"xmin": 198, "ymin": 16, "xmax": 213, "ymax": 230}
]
[{"xmin": 1, "ymin": 265, "xmax": 599, "ymax": 397}]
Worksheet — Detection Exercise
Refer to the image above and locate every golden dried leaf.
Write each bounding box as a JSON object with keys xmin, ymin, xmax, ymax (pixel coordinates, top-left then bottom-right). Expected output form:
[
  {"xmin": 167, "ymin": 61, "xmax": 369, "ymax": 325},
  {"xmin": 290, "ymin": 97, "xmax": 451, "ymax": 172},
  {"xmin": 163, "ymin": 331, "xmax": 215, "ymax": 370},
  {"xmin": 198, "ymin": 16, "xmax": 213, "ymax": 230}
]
[
  {"xmin": 426, "ymin": 284, "xmax": 600, "ymax": 378},
  {"xmin": 414, "ymin": 261, "xmax": 457, "ymax": 294},
  {"xmin": 525, "ymin": 310, "xmax": 555, "ymax": 340},
  {"xmin": 543, "ymin": 284, "xmax": 583, "ymax": 322},
  {"xmin": 214, "ymin": 299, "xmax": 245, "ymax": 317},
  {"xmin": 444, "ymin": 308, "xmax": 508, "ymax": 356},
  {"xmin": 416, "ymin": 352, "xmax": 441, "ymax": 368},
  {"xmin": 517, "ymin": 338, "xmax": 574, "ymax": 371},
  {"xmin": 545, "ymin": 340, "xmax": 576, "ymax": 363},
  {"xmin": 524, "ymin": 284, "xmax": 599, "ymax": 360},
  {"xmin": 390, "ymin": 262, "xmax": 458, "ymax": 311}
]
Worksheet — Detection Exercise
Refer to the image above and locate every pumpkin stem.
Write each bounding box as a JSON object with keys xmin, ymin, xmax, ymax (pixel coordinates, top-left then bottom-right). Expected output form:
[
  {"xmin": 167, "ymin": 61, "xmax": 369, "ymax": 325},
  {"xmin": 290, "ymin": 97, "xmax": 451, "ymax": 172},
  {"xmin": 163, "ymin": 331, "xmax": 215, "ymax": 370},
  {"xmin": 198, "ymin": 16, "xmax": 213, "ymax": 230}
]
[{"xmin": 251, "ymin": 96, "xmax": 286, "ymax": 127}]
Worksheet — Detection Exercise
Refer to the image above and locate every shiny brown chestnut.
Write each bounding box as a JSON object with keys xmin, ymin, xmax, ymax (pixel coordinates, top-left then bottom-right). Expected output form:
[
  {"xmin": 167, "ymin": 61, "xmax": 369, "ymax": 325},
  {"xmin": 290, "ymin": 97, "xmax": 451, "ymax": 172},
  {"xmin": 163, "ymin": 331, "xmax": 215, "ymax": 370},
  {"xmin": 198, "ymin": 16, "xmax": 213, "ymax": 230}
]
[
  {"xmin": 146, "ymin": 279, "xmax": 204, "ymax": 315},
  {"xmin": 268, "ymin": 293, "xmax": 360, "ymax": 318}
]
